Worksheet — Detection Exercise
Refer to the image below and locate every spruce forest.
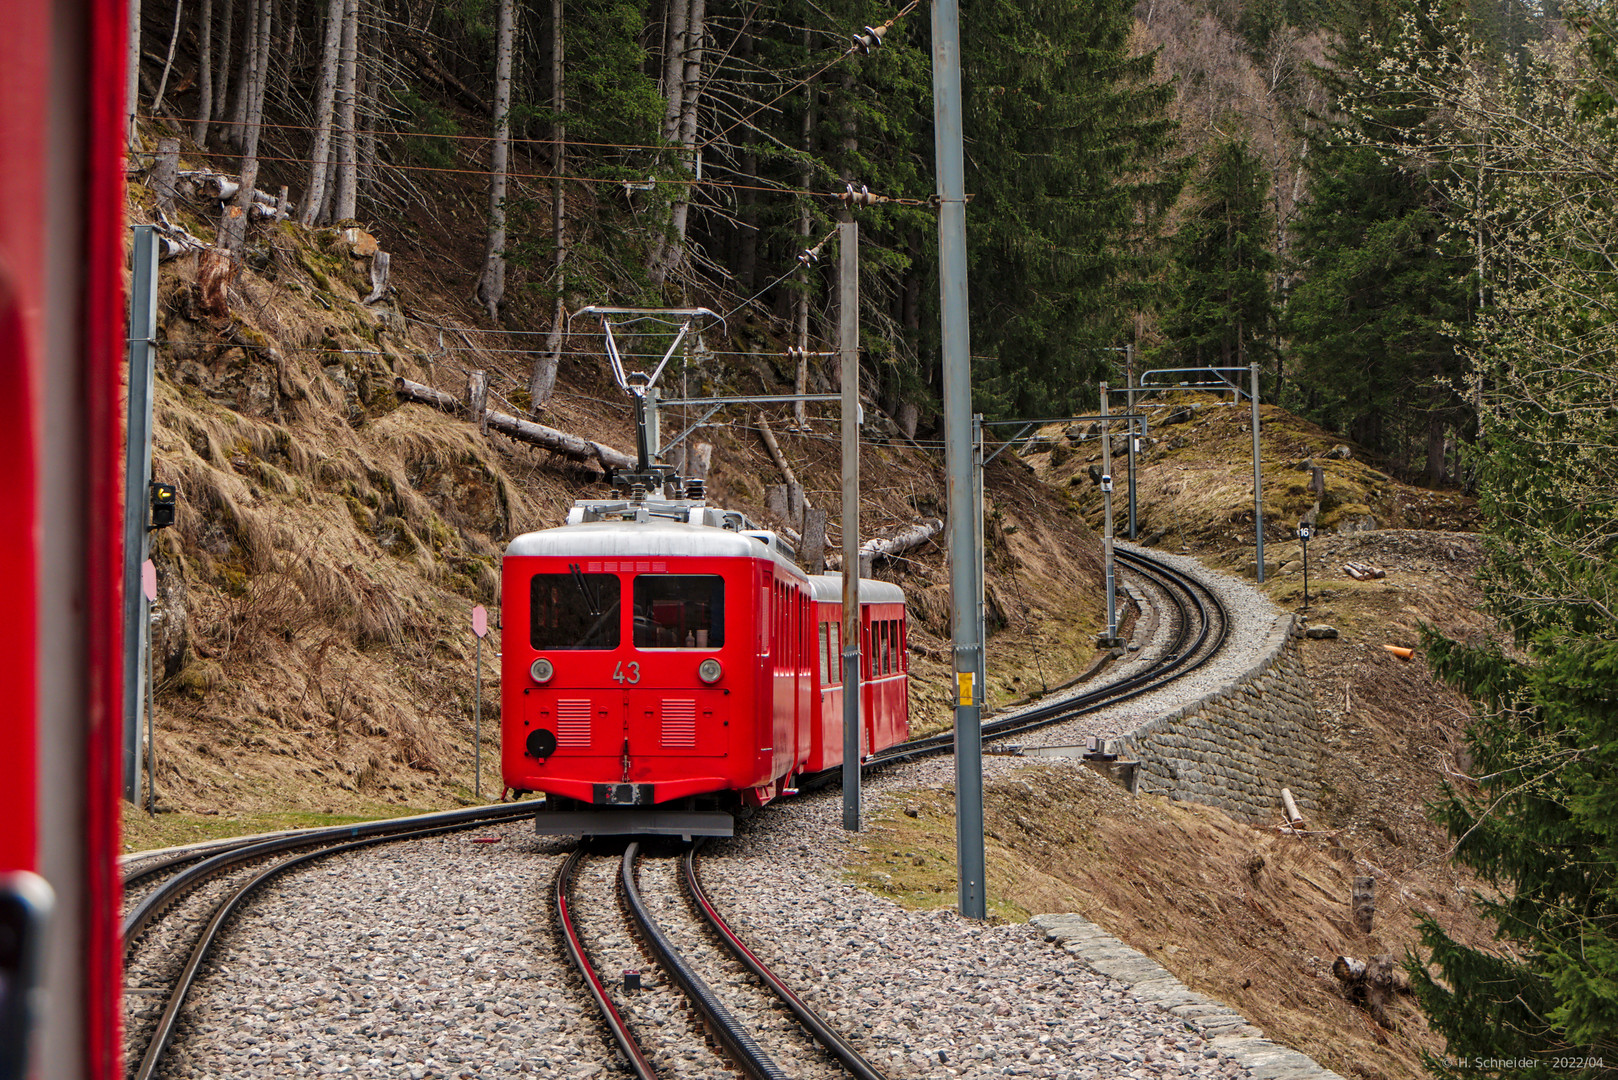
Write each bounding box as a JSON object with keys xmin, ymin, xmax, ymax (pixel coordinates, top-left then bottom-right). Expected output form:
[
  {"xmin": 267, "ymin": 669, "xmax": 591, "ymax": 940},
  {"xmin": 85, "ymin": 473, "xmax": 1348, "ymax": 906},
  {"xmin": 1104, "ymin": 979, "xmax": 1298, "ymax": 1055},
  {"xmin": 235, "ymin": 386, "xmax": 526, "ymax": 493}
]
[{"xmin": 128, "ymin": 0, "xmax": 1618, "ymax": 1071}]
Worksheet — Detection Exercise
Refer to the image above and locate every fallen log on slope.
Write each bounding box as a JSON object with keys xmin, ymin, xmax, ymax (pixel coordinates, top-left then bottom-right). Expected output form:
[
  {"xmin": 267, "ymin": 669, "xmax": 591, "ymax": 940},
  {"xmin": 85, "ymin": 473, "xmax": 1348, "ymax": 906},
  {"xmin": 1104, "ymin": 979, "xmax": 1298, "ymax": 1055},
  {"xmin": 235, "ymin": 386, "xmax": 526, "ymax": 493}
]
[
  {"xmin": 1343, "ymin": 561, "xmax": 1386, "ymax": 580},
  {"xmin": 828, "ymin": 517, "xmax": 944, "ymax": 573},
  {"xmin": 394, "ymin": 377, "xmax": 636, "ymax": 472}
]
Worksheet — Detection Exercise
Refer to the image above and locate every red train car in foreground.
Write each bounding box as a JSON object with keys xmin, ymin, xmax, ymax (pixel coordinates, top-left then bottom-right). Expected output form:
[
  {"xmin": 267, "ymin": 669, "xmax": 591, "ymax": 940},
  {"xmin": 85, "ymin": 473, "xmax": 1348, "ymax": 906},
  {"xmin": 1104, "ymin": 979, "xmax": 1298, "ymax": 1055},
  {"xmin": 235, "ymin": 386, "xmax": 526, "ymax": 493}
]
[
  {"xmin": 501, "ymin": 487, "xmax": 908, "ymax": 835},
  {"xmin": 2, "ymin": 0, "xmax": 132, "ymax": 1076}
]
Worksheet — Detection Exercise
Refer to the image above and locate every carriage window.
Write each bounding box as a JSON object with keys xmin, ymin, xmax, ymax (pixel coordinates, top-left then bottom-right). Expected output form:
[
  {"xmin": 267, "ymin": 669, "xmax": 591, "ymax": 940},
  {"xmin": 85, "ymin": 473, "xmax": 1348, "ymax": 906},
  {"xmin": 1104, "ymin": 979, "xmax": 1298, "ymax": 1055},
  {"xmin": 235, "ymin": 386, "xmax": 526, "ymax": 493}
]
[
  {"xmin": 634, "ymin": 575, "xmax": 725, "ymax": 648},
  {"xmin": 828, "ymin": 621, "xmax": 842, "ymax": 684},
  {"xmin": 819, "ymin": 623, "xmax": 832, "ymax": 685},
  {"xmin": 530, "ymin": 572, "xmax": 621, "ymax": 650}
]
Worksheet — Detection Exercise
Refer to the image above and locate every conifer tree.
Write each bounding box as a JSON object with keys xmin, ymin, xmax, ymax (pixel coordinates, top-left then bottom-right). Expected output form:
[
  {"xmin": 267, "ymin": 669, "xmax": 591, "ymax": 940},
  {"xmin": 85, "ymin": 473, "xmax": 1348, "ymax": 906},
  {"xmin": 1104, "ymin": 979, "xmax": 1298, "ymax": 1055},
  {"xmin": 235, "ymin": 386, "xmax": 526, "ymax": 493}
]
[
  {"xmin": 1284, "ymin": 0, "xmax": 1473, "ymax": 478},
  {"xmin": 1160, "ymin": 137, "xmax": 1276, "ymax": 376},
  {"xmin": 1339, "ymin": 5, "xmax": 1618, "ymax": 1071},
  {"xmin": 962, "ymin": 0, "xmax": 1184, "ymax": 417}
]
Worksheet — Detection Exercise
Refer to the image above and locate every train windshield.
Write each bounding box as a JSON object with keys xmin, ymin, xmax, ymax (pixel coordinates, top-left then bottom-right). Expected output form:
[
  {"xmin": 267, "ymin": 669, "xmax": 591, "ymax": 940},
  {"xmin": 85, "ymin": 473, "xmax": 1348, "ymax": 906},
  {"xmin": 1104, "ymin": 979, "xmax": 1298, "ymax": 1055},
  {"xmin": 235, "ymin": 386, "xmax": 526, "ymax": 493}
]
[
  {"xmin": 530, "ymin": 572, "xmax": 621, "ymax": 649},
  {"xmin": 633, "ymin": 575, "xmax": 724, "ymax": 649}
]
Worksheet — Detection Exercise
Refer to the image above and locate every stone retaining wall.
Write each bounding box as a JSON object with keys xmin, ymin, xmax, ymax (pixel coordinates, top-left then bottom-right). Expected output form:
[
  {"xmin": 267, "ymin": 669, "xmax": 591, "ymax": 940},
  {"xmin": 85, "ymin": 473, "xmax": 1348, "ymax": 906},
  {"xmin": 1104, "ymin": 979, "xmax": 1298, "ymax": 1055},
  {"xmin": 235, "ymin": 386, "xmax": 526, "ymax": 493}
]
[{"xmin": 1118, "ymin": 615, "xmax": 1323, "ymax": 823}]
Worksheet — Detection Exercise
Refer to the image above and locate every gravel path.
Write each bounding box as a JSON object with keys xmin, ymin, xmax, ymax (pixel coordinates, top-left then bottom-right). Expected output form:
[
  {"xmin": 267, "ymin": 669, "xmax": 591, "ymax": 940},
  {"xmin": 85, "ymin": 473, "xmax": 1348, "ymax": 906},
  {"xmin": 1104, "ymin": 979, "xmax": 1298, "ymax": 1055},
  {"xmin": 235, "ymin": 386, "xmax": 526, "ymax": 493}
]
[{"xmin": 969, "ymin": 543, "xmax": 1279, "ymax": 754}]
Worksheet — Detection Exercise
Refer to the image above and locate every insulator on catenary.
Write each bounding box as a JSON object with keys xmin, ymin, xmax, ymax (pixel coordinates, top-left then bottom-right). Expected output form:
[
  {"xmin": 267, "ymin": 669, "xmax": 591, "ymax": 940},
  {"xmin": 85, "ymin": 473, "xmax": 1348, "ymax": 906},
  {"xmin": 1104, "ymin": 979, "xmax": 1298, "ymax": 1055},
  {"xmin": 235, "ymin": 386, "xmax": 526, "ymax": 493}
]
[
  {"xmin": 840, "ymin": 183, "xmax": 882, "ymax": 208},
  {"xmin": 852, "ymin": 23, "xmax": 888, "ymax": 53}
]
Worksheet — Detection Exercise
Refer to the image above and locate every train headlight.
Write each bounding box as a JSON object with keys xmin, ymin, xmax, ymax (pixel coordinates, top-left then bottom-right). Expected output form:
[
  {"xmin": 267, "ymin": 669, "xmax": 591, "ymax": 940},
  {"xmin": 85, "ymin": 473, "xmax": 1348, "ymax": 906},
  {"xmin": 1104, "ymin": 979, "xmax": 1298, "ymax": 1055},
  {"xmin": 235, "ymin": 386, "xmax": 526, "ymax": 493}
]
[
  {"xmin": 530, "ymin": 657, "xmax": 555, "ymax": 684},
  {"xmin": 698, "ymin": 658, "xmax": 723, "ymax": 684}
]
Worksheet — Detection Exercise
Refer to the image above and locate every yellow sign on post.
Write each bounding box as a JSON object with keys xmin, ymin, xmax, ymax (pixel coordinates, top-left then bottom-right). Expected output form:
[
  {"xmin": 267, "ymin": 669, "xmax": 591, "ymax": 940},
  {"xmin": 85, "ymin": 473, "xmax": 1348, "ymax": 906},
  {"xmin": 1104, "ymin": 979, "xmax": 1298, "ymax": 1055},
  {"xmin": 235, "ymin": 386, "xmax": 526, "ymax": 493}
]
[{"xmin": 956, "ymin": 670, "xmax": 975, "ymax": 707}]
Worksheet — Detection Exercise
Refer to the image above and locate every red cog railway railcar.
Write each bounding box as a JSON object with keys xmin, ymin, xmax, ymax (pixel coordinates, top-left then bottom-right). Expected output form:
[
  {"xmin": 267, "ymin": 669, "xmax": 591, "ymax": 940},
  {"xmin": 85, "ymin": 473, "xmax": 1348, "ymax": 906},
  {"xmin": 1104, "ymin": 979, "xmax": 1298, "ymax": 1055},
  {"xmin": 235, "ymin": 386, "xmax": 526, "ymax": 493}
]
[{"xmin": 501, "ymin": 490, "xmax": 908, "ymax": 835}]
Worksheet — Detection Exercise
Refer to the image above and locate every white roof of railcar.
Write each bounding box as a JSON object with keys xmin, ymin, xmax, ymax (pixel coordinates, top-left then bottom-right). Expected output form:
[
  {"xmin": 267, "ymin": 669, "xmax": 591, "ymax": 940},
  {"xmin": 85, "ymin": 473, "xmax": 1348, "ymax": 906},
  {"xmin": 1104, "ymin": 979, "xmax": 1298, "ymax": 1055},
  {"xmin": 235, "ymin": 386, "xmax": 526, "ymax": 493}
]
[
  {"xmin": 507, "ymin": 520, "xmax": 806, "ymax": 580},
  {"xmin": 807, "ymin": 572, "xmax": 905, "ymax": 606}
]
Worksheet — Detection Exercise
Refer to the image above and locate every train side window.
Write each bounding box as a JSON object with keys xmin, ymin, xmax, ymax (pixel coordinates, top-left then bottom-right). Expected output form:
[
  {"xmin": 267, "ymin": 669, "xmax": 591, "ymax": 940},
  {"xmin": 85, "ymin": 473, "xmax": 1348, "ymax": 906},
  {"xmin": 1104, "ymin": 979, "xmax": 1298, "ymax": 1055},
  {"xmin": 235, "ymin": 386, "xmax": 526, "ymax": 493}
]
[
  {"xmin": 818, "ymin": 623, "xmax": 831, "ymax": 685},
  {"xmin": 632, "ymin": 575, "xmax": 724, "ymax": 648},
  {"xmin": 530, "ymin": 573, "xmax": 621, "ymax": 650},
  {"xmin": 829, "ymin": 621, "xmax": 841, "ymax": 683},
  {"xmin": 898, "ymin": 619, "xmax": 908, "ymax": 671}
]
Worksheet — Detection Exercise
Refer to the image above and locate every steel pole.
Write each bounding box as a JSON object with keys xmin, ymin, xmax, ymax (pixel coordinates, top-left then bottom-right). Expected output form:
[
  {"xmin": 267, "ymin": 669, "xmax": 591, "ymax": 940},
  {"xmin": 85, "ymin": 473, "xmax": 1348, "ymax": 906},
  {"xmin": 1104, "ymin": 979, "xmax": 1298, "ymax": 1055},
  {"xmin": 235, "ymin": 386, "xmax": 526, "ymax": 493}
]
[
  {"xmin": 475, "ymin": 632, "xmax": 482, "ymax": 799},
  {"xmin": 1126, "ymin": 345, "xmax": 1137, "ymax": 540},
  {"xmin": 146, "ymin": 603, "xmax": 156, "ymax": 815},
  {"xmin": 1251, "ymin": 362, "xmax": 1264, "ymax": 583},
  {"xmin": 122, "ymin": 225, "xmax": 159, "ymax": 804},
  {"xmin": 974, "ymin": 413, "xmax": 986, "ymax": 707},
  {"xmin": 1302, "ymin": 537, "xmax": 1310, "ymax": 611},
  {"xmin": 839, "ymin": 219, "xmax": 862, "ymax": 832},
  {"xmin": 1101, "ymin": 384, "xmax": 1117, "ymax": 640},
  {"xmin": 932, "ymin": 0, "xmax": 986, "ymax": 919}
]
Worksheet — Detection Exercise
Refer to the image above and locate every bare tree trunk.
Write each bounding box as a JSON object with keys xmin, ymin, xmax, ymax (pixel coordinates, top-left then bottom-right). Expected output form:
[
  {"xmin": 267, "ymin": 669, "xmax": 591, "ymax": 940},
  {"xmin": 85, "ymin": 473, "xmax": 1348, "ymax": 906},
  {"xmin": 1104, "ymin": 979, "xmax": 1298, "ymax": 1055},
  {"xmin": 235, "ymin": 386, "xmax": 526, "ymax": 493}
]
[
  {"xmin": 663, "ymin": 0, "xmax": 704, "ymax": 261},
  {"xmin": 278, "ymin": 0, "xmax": 298, "ymax": 69},
  {"xmin": 792, "ymin": 29, "xmax": 816, "ymax": 428},
  {"xmin": 128, "ymin": 0, "xmax": 144, "ymax": 145},
  {"xmin": 731, "ymin": 29, "xmax": 757, "ymax": 294},
  {"xmin": 151, "ymin": 0, "xmax": 187, "ymax": 116},
  {"xmin": 358, "ymin": 1, "xmax": 380, "ymax": 198},
  {"xmin": 530, "ymin": 0, "xmax": 565, "ymax": 410},
  {"xmin": 213, "ymin": 0, "xmax": 235, "ymax": 125},
  {"xmin": 226, "ymin": 0, "xmax": 261, "ymax": 148},
  {"xmin": 223, "ymin": 0, "xmax": 272, "ymax": 250},
  {"xmin": 475, "ymin": 0, "xmax": 515, "ymax": 322},
  {"xmin": 193, "ymin": 0, "xmax": 215, "ymax": 144},
  {"xmin": 331, "ymin": 0, "xmax": 360, "ymax": 221},
  {"xmin": 659, "ymin": 0, "xmax": 688, "ymax": 143},
  {"xmin": 301, "ymin": 0, "xmax": 343, "ymax": 226}
]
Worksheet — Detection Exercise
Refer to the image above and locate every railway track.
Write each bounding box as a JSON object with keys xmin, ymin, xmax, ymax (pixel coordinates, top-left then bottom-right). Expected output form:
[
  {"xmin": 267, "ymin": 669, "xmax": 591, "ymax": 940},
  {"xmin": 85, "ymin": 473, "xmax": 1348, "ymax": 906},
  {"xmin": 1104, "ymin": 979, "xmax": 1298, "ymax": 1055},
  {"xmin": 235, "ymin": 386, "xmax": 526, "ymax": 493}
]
[
  {"xmin": 800, "ymin": 544, "xmax": 1229, "ymax": 788},
  {"xmin": 555, "ymin": 840, "xmax": 890, "ymax": 1080},
  {"xmin": 119, "ymin": 802, "xmax": 537, "ymax": 1080}
]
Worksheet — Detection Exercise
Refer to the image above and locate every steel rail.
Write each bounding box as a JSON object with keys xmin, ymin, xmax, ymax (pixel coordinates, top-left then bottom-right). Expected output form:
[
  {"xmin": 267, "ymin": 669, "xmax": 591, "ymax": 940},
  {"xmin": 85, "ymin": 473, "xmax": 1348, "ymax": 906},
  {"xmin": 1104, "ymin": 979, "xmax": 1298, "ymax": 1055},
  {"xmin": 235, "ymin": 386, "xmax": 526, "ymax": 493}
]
[
  {"xmin": 798, "ymin": 546, "xmax": 1229, "ymax": 787},
  {"xmin": 620, "ymin": 843, "xmax": 790, "ymax": 1080},
  {"xmin": 121, "ymin": 801, "xmax": 536, "ymax": 951},
  {"xmin": 683, "ymin": 842, "xmax": 891, "ymax": 1080},
  {"xmin": 131, "ymin": 815, "xmax": 524, "ymax": 1080},
  {"xmin": 553, "ymin": 848, "xmax": 661, "ymax": 1080}
]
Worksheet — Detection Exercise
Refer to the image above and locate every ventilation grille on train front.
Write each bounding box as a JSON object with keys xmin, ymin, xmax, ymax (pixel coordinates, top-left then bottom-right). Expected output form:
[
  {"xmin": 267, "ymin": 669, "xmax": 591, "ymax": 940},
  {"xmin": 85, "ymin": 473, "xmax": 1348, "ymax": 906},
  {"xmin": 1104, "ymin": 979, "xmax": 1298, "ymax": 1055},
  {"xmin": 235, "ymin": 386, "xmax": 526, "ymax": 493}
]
[
  {"xmin": 661, "ymin": 700, "xmax": 696, "ymax": 748},
  {"xmin": 557, "ymin": 700, "xmax": 592, "ymax": 748}
]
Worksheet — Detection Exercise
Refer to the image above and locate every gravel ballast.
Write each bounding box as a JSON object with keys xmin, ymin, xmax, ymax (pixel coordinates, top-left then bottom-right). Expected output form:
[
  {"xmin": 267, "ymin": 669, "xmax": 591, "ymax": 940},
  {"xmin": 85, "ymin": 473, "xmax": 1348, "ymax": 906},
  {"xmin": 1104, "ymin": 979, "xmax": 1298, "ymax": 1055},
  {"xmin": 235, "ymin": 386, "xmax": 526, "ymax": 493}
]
[{"xmin": 138, "ymin": 550, "xmax": 1342, "ymax": 1080}]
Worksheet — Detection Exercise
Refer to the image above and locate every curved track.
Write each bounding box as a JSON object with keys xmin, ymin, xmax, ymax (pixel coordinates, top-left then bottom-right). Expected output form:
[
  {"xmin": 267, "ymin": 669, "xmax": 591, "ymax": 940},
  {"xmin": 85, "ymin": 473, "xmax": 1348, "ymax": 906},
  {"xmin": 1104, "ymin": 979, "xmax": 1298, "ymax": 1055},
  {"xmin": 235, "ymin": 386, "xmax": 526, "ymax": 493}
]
[
  {"xmin": 802, "ymin": 546, "xmax": 1228, "ymax": 787},
  {"xmin": 120, "ymin": 802, "xmax": 537, "ymax": 1080},
  {"xmin": 555, "ymin": 842, "xmax": 891, "ymax": 1080}
]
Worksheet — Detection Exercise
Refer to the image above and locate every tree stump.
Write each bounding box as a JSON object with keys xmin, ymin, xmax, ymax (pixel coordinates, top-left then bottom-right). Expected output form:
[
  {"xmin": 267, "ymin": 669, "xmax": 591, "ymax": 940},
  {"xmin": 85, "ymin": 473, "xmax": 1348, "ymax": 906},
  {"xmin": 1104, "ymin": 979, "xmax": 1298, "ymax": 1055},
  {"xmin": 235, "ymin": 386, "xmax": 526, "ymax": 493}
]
[{"xmin": 1332, "ymin": 953, "xmax": 1407, "ymax": 1028}]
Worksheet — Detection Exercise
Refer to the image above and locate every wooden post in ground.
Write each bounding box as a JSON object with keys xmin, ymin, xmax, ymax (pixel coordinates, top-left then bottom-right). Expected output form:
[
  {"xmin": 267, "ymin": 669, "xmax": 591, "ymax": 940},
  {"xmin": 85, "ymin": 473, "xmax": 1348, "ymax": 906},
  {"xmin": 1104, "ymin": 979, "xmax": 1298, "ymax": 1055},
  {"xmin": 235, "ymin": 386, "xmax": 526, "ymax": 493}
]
[
  {"xmin": 1352, "ymin": 876, "xmax": 1376, "ymax": 933},
  {"xmin": 466, "ymin": 370, "xmax": 489, "ymax": 435}
]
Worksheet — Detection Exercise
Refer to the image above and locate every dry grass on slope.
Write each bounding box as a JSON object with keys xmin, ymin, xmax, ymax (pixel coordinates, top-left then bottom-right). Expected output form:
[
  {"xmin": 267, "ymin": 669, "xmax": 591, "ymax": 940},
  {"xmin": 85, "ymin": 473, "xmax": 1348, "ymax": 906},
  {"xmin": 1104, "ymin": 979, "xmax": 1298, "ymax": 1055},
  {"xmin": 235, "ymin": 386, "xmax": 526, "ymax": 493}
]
[
  {"xmin": 129, "ymin": 179, "xmax": 1116, "ymax": 849},
  {"xmin": 851, "ymin": 763, "xmax": 1494, "ymax": 1080},
  {"xmin": 843, "ymin": 390, "xmax": 1502, "ymax": 1079}
]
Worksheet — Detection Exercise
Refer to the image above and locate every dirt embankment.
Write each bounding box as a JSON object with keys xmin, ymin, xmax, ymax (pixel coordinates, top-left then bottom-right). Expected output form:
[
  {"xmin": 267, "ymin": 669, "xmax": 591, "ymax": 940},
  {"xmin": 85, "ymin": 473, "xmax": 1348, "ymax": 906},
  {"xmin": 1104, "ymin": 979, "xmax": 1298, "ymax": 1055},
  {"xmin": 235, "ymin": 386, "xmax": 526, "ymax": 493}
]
[{"xmin": 848, "ymin": 402, "xmax": 1497, "ymax": 1080}]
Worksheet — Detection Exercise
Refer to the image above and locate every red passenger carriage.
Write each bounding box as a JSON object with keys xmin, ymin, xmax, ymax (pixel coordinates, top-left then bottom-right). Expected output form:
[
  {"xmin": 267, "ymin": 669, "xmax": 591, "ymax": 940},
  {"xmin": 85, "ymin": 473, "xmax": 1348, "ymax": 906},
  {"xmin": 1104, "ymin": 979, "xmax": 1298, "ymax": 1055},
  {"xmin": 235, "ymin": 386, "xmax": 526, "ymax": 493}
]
[{"xmin": 501, "ymin": 488, "xmax": 909, "ymax": 836}]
